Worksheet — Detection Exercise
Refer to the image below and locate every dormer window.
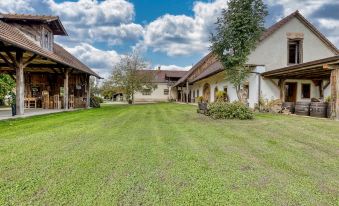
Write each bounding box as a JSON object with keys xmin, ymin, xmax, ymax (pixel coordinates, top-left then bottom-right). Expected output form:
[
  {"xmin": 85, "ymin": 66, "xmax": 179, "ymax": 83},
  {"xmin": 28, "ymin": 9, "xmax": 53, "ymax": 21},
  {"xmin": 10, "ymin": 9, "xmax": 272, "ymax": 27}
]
[
  {"xmin": 288, "ymin": 39, "xmax": 302, "ymax": 65},
  {"xmin": 41, "ymin": 27, "xmax": 53, "ymax": 51}
]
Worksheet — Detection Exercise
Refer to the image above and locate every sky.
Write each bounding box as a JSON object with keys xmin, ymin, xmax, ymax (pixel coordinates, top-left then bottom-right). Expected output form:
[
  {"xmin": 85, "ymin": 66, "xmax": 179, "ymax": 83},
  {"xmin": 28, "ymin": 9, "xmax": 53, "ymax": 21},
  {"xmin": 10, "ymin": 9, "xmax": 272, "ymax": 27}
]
[{"xmin": 0, "ymin": 0, "xmax": 339, "ymax": 78}]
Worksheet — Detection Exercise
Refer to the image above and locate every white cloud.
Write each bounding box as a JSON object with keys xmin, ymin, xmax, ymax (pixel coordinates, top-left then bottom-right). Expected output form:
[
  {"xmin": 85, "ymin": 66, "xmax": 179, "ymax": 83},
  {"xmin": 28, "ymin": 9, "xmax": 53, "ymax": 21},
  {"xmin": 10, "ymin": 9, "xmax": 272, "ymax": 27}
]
[
  {"xmin": 47, "ymin": 0, "xmax": 134, "ymax": 25},
  {"xmin": 0, "ymin": 0, "xmax": 35, "ymax": 13},
  {"xmin": 317, "ymin": 19, "xmax": 339, "ymax": 30},
  {"xmin": 62, "ymin": 43, "xmax": 122, "ymax": 78},
  {"xmin": 266, "ymin": 0, "xmax": 338, "ymax": 18},
  {"xmin": 89, "ymin": 23, "xmax": 144, "ymax": 46},
  {"xmin": 317, "ymin": 18, "xmax": 339, "ymax": 47},
  {"xmin": 140, "ymin": 0, "xmax": 227, "ymax": 56},
  {"xmin": 47, "ymin": 0, "xmax": 143, "ymax": 46}
]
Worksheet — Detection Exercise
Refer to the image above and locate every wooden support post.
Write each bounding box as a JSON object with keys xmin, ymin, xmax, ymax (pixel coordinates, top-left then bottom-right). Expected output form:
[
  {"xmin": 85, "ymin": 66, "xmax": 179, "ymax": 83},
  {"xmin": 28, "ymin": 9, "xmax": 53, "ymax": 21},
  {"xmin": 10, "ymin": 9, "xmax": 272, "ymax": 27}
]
[
  {"xmin": 330, "ymin": 69, "xmax": 339, "ymax": 120},
  {"xmin": 63, "ymin": 70, "xmax": 69, "ymax": 110},
  {"xmin": 86, "ymin": 75, "xmax": 91, "ymax": 108},
  {"xmin": 180, "ymin": 86, "xmax": 183, "ymax": 102},
  {"xmin": 186, "ymin": 81, "xmax": 189, "ymax": 103},
  {"xmin": 15, "ymin": 50, "xmax": 24, "ymax": 115},
  {"xmin": 279, "ymin": 79, "xmax": 286, "ymax": 102}
]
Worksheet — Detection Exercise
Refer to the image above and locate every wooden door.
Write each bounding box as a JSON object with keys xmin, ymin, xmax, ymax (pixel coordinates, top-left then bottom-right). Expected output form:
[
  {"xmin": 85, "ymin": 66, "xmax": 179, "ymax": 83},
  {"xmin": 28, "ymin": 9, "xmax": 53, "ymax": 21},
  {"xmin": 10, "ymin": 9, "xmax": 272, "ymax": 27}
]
[
  {"xmin": 203, "ymin": 83, "xmax": 211, "ymax": 102},
  {"xmin": 285, "ymin": 83, "xmax": 297, "ymax": 102}
]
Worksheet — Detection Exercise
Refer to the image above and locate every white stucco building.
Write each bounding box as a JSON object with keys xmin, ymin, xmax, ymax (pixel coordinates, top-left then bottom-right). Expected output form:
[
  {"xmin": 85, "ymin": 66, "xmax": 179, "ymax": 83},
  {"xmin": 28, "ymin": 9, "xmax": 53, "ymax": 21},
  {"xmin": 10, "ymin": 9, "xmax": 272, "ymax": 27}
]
[
  {"xmin": 172, "ymin": 11, "xmax": 339, "ymax": 114},
  {"xmin": 134, "ymin": 70, "xmax": 187, "ymax": 102}
]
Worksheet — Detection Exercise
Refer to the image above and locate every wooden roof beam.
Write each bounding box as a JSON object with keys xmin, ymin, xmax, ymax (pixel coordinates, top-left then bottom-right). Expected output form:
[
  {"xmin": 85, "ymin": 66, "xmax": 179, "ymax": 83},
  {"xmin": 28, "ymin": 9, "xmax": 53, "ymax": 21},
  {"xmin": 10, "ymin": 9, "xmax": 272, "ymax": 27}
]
[
  {"xmin": 0, "ymin": 43, "xmax": 18, "ymax": 68},
  {"xmin": 0, "ymin": 52, "xmax": 15, "ymax": 69},
  {"xmin": 23, "ymin": 54, "xmax": 38, "ymax": 68},
  {"xmin": 323, "ymin": 64, "xmax": 339, "ymax": 70}
]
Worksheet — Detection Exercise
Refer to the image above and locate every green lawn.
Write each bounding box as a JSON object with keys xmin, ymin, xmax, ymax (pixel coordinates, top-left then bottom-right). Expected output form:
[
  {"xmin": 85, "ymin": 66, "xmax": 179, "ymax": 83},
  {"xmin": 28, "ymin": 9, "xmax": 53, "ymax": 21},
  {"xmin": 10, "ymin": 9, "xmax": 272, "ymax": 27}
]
[{"xmin": 0, "ymin": 103, "xmax": 338, "ymax": 205}]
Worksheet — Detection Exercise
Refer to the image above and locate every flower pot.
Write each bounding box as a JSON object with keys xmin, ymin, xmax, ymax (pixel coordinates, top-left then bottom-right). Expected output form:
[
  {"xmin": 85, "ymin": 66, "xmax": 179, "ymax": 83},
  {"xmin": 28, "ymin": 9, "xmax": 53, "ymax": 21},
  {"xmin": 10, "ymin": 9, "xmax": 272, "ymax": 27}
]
[{"xmin": 198, "ymin": 102, "xmax": 208, "ymax": 114}]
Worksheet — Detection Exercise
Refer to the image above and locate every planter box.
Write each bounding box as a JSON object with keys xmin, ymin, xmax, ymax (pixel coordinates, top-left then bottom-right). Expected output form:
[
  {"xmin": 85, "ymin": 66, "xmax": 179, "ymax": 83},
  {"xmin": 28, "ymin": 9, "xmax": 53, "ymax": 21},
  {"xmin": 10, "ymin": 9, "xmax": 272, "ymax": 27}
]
[{"xmin": 198, "ymin": 102, "xmax": 208, "ymax": 114}]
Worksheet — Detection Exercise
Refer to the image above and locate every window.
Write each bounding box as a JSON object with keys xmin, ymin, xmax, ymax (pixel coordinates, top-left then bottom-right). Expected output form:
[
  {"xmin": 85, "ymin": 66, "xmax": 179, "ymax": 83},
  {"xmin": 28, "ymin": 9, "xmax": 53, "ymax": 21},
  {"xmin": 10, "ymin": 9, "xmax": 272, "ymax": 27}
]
[
  {"xmin": 301, "ymin": 84, "xmax": 311, "ymax": 99},
  {"xmin": 142, "ymin": 89, "xmax": 152, "ymax": 96},
  {"xmin": 164, "ymin": 89, "xmax": 169, "ymax": 95},
  {"xmin": 197, "ymin": 90, "xmax": 200, "ymax": 97},
  {"xmin": 41, "ymin": 27, "xmax": 53, "ymax": 51},
  {"xmin": 288, "ymin": 39, "xmax": 302, "ymax": 64},
  {"xmin": 223, "ymin": 87, "xmax": 229, "ymax": 101}
]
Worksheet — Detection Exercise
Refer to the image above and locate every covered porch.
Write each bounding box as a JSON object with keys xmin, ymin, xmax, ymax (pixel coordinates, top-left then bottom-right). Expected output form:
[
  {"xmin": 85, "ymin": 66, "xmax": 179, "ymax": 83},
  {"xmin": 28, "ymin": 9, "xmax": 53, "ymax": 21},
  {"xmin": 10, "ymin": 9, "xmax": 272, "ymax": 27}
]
[
  {"xmin": 0, "ymin": 24, "xmax": 100, "ymax": 116},
  {"xmin": 262, "ymin": 56, "xmax": 339, "ymax": 120}
]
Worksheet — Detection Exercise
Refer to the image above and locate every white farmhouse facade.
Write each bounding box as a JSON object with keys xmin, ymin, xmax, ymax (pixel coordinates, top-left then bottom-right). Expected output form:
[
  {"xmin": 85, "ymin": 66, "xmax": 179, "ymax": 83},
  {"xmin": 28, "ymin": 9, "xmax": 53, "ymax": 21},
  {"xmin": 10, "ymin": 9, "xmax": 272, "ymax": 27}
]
[
  {"xmin": 172, "ymin": 11, "xmax": 339, "ymax": 119},
  {"xmin": 134, "ymin": 70, "xmax": 187, "ymax": 103}
]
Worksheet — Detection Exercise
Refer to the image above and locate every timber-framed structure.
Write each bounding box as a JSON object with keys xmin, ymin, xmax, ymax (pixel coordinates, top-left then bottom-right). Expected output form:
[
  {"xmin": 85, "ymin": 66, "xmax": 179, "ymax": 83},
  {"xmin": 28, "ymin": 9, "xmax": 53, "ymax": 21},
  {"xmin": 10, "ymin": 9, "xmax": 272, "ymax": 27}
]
[{"xmin": 0, "ymin": 14, "xmax": 100, "ymax": 116}]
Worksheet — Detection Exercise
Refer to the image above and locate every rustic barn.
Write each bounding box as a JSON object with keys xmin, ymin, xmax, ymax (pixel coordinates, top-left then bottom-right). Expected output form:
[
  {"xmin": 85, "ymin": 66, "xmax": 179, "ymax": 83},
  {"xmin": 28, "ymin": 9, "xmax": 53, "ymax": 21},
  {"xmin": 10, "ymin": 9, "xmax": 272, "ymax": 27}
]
[{"xmin": 0, "ymin": 14, "xmax": 100, "ymax": 116}]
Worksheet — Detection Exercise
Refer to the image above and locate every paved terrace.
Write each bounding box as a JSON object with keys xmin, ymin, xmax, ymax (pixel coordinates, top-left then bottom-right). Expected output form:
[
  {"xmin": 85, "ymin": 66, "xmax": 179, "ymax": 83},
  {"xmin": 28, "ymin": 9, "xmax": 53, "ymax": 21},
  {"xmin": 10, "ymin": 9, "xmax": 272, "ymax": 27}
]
[{"xmin": 0, "ymin": 108, "xmax": 77, "ymax": 121}]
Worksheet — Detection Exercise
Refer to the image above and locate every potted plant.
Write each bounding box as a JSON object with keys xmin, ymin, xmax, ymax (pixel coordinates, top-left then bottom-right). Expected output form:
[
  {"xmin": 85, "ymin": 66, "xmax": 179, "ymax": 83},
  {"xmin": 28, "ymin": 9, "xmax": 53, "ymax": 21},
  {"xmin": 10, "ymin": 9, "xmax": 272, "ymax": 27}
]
[
  {"xmin": 216, "ymin": 91, "xmax": 226, "ymax": 102},
  {"xmin": 197, "ymin": 96, "xmax": 207, "ymax": 113}
]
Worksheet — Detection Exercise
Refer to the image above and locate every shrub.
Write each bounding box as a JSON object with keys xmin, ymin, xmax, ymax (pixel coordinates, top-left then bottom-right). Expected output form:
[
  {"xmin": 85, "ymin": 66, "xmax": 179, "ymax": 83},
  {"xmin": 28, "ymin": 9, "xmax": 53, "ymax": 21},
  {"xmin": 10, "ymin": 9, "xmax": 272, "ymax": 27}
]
[
  {"xmin": 90, "ymin": 96, "xmax": 103, "ymax": 108},
  {"xmin": 207, "ymin": 101, "xmax": 254, "ymax": 120}
]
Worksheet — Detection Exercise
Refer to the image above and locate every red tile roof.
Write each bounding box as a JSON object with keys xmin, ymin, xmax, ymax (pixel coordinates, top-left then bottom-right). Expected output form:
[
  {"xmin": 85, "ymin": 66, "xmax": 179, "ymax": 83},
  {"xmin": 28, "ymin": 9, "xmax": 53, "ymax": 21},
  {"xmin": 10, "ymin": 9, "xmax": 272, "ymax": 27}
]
[{"xmin": 139, "ymin": 70, "xmax": 188, "ymax": 83}]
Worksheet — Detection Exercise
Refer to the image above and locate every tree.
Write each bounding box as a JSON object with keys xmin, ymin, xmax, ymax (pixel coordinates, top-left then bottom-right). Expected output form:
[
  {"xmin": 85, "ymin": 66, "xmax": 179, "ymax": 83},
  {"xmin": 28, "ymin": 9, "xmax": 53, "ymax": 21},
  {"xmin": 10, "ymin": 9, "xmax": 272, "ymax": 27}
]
[
  {"xmin": 0, "ymin": 74, "xmax": 15, "ymax": 105},
  {"xmin": 89, "ymin": 76, "xmax": 100, "ymax": 97},
  {"xmin": 99, "ymin": 79, "xmax": 116, "ymax": 100},
  {"xmin": 110, "ymin": 52, "xmax": 155, "ymax": 104},
  {"xmin": 211, "ymin": 0, "xmax": 267, "ymax": 102}
]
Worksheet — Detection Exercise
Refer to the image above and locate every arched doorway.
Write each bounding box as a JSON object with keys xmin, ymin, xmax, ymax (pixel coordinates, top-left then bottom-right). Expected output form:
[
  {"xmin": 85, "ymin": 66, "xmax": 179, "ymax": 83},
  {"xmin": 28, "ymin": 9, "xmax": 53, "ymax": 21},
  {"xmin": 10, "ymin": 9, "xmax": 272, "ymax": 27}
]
[{"xmin": 203, "ymin": 83, "xmax": 211, "ymax": 102}]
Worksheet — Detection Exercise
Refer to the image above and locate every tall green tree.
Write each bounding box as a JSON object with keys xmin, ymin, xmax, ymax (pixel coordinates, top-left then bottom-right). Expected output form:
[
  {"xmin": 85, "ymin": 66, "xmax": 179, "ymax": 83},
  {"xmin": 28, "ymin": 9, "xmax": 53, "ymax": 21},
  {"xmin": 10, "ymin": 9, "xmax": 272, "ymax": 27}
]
[
  {"xmin": 0, "ymin": 74, "xmax": 15, "ymax": 105},
  {"xmin": 110, "ymin": 52, "xmax": 155, "ymax": 104},
  {"xmin": 211, "ymin": 0, "xmax": 267, "ymax": 102}
]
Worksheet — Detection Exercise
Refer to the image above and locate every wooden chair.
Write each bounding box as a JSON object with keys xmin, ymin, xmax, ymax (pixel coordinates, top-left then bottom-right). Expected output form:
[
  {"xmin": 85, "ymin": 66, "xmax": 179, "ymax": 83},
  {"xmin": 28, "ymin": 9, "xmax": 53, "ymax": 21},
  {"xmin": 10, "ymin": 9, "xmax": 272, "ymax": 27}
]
[
  {"xmin": 69, "ymin": 95, "xmax": 74, "ymax": 109},
  {"xmin": 53, "ymin": 95, "xmax": 60, "ymax": 109}
]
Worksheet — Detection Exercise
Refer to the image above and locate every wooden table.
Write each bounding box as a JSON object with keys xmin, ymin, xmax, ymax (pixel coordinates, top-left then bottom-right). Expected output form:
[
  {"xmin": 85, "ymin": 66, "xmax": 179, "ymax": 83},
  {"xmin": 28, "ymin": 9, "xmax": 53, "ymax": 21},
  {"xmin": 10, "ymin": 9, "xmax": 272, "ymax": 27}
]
[{"xmin": 24, "ymin": 98, "xmax": 37, "ymax": 109}]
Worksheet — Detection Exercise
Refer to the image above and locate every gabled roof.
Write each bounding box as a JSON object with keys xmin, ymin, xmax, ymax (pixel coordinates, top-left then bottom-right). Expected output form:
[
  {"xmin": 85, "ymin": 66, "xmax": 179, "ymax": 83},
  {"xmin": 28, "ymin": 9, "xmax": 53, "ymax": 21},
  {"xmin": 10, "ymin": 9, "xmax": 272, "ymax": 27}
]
[
  {"xmin": 173, "ymin": 52, "xmax": 214, "ymax": 87},
  {"xmin": 0, "ymin": 20, "xmax": 100, "ymax": 78},
  {"xmin": 174, "ymin": 10, "xmax": 339, "ymax": 86},
  {"xmin": 139, "ymin": 70, "xmax": 188, "ymax": 83},
  {"xmin": 0, "ymin": 13, "xmax": 67, "ymax": 36},
  {"xmin": 261, "ymin": 10, "xmax": 338, "ymax": 54}
]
